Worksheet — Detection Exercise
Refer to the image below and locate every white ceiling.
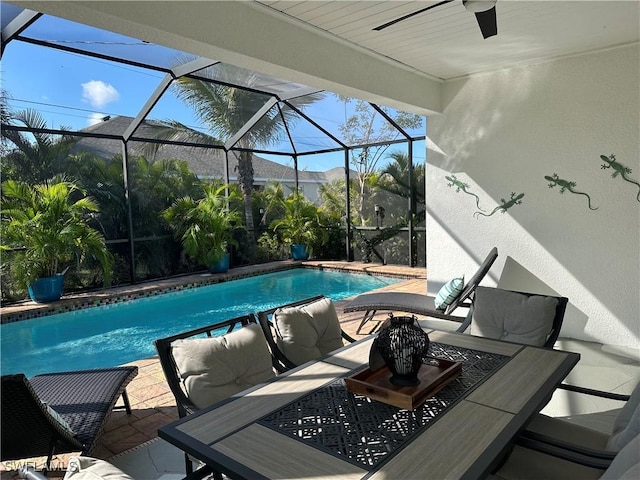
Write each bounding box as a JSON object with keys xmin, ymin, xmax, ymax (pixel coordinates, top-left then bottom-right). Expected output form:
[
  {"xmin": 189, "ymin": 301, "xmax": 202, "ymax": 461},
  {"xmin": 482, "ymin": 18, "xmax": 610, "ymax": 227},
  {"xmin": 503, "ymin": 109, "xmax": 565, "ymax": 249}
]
[{"xmin": 256, "ymin": 0, "xmax": 640, "ymax": 81}]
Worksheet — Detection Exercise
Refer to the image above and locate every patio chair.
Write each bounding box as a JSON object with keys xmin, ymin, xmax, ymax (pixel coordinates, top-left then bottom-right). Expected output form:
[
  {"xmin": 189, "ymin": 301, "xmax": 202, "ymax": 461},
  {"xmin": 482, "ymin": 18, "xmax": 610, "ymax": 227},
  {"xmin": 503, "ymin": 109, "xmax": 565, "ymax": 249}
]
[
  {"xmin": 1, "ymin": 366, "xmax": 138, "ymax": 470},
  {"xmin": 256, "ymin": 295, "xmax": 356, "ymax": 372},
  {"xmin": 437, "ymin": 286, "xmax": 569, "ymax": 348},
  {"xmin": 343, "ymin": 247, "xmax": 498, "ymax": 334},
  {"xmin": 492, "ymin": 382, "xmax": 639, "ymax": 480},
  {"xmin": 153, "ymin": 314, "xmax": 275, "ymax": 478},
  {"xmin": 522, "ymin": 381, "xmax": 640, "ymax": 458},
  {"xmin": 491, "ymin": 433, "xmax": 639, "ymax": 480}
]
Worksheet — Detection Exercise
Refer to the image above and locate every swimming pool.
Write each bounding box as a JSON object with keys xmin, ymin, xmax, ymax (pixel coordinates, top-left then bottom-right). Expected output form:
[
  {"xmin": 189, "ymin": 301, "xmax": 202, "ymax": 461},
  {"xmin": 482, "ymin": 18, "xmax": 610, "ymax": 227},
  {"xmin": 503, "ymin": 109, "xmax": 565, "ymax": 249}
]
[{"xmin": 1, "ymin": 269, "xmax": 400, "ymax": 377}]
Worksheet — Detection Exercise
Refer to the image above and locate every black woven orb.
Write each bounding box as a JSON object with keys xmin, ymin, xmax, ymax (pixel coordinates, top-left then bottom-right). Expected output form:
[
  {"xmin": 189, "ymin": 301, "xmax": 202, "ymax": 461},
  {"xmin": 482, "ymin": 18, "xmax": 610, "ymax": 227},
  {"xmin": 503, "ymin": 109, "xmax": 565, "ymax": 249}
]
[{"xmin": 376, "ymin": 314, "xmax": 430, "ymax": 387}]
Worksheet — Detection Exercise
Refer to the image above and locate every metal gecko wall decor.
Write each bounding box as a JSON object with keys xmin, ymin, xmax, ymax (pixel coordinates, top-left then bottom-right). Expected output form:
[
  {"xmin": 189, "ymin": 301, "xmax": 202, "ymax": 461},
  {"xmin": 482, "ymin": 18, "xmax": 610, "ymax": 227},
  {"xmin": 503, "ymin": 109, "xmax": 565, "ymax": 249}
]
[
  {"xmin": 445, "ymin": 175, "xmax": 485, "ymax": 211},
  {"xmin": 545, "ymin": 173, "xmax": 598, "ymax": 210},
  {"xmin": 473, "ymin": 192, "xmax": 524, "ymax": 218},
  {"xmin": 600, "ymin": 154, "xmax": 640, "ymax": 203}
]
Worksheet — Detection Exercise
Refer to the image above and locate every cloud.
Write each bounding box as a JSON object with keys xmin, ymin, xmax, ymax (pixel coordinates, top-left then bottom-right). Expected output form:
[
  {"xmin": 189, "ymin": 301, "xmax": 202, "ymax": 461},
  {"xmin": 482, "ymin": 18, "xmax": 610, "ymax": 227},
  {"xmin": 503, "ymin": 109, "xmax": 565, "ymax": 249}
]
[
  {"xmin": 81, "ymin": 80, "xmax": 119, "ymax": 108},
  {"xmin": 86, "ymin": 112, "xmax": 105, "ymax": 127}
]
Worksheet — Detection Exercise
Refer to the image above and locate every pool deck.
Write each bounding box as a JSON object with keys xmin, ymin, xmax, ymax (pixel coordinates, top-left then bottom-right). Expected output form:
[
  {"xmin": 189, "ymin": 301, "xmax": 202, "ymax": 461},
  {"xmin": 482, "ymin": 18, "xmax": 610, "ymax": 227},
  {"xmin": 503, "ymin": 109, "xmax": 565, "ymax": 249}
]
[{"xmin": 0, "ymin": 261, "xmax": 426, "ymax": 472}]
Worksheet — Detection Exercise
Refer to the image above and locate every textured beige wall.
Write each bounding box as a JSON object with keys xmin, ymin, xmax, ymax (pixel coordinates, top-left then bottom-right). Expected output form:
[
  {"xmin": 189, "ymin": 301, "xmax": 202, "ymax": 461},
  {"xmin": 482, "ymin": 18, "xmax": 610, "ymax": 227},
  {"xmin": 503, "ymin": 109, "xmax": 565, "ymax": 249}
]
[{"xmin": 426, "ymin": 44, "xmax": 640, "ymax": 348}]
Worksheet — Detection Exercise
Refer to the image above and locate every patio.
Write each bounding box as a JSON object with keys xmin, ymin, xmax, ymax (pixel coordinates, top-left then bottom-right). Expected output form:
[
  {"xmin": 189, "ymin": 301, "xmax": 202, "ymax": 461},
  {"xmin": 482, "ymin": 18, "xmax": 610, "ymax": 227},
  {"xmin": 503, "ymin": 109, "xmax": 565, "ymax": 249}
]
[
  {"xmin": 0, "ymin": 261, "xmax": 427, "ymax": 473},
  {"xmin": 1, "ymin": 1, "xmax": 638, "ymax": 477}
]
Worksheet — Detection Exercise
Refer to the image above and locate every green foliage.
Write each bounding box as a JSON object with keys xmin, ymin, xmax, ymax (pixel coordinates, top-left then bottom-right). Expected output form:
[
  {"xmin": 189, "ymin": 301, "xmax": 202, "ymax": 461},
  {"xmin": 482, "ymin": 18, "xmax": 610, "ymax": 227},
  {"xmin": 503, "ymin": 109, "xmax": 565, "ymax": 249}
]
[
  {"xmin": 271, "ymin": 190, "xmax": 328, "ymax": 250},
  {"xmin": 162, "ymin": 182, "xmax": 243, "ymax": 268},
  {"xmin": 0, "ymin": 175, "xmax": 114, "ymax": 290},
  {"xmin": 255, "ymin": 231, "xmax": 287, "ymax": 263}
]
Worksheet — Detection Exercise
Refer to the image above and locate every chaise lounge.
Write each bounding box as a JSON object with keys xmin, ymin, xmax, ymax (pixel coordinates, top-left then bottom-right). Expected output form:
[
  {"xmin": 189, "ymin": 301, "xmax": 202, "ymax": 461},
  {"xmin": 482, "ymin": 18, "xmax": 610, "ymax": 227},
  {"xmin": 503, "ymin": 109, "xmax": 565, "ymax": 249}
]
[
  {"xmin": 1, "ymin": 366, "xmax": 138, "ymax": 469},
  {"xmin": 344, "ymin": 247, "xmax": 498, "ymax": 333}
]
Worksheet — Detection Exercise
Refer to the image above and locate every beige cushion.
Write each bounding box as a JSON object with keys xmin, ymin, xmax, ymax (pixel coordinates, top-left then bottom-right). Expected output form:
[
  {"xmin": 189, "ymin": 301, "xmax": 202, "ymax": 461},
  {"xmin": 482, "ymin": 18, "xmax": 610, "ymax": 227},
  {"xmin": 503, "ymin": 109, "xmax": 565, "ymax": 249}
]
[
  {"xmin": 471, "ymin": 287, "xmax": 558, "ymax": 346},
  {"xmin": 601, "ymin": 434, "xmax": 640, "ymax": 480},
  {"xmin": 171, "ymin": 324, "xmax": 274, "ymax": 409},
  {"xmin": 606, "ymin": 382, "xmax": 640, "ymax": 451},
  {"xmin": 494, "ymin": 443, "xmax": 604, "ymax": 480},
  {"xmin": 63, "ymin": 456, "xmax": 133, "ymax": 480},
  {"xmin": 273, "ymin": 297, "xmax": 344, "ymax": 366},
  {"xmin": 526, "ymin": 414, "xmax": 610, "ymax": 450},
  {"xmin": 607, "ymin": 401, "xmax": 640, "ymax": 451}
]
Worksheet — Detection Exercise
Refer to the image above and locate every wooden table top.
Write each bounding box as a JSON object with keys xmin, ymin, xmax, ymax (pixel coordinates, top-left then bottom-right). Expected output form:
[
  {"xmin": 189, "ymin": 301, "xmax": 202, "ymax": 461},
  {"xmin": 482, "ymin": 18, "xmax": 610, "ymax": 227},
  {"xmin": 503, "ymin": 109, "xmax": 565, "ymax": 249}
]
[{"xmin": 158, "ymin": 331, "xmax": 580, "ymax": 480}]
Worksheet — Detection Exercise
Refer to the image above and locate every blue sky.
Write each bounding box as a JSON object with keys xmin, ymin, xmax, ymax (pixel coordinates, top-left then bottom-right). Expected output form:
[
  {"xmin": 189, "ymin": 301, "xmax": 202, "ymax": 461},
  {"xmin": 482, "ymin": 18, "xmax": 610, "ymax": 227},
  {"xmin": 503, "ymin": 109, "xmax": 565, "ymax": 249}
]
[{"xmin": 2, "ymin": 14, "xmax": 425, "ymax": 172}]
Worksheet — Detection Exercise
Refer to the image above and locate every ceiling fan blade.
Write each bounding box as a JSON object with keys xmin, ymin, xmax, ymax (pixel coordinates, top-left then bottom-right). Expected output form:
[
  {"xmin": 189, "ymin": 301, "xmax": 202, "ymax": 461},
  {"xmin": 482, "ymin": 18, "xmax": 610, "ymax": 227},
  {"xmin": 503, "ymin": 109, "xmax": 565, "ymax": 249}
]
[
  {"xmin": 474, "ymin": 6, "xmax": 497, "ymax": 38},
  {"xmin": 373, "ymin": 0, "xmax": 455, "ymax": 31}
]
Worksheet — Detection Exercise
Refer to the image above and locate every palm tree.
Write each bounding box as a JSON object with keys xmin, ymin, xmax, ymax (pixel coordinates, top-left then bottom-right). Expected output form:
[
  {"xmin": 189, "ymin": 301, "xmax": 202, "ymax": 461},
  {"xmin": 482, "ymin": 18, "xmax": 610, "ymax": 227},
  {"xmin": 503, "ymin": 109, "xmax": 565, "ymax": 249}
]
[
  {"xmin": 1, "ymin": 108, "xmax": 78, "ymax": 183},
  {"xmin": 162, "ymin": 182, "xmax": 243, "ymax": 270},
  {"xmin": 0, "ymin": 175, "xmax": 114, "ymax": 292},
  {"xmin": 378, "ymin": 151, "xmax": 426, "ymax": 224},
  {"xmin": 150, "ymin": 67, "xmax": 321, "ymax": 259}
]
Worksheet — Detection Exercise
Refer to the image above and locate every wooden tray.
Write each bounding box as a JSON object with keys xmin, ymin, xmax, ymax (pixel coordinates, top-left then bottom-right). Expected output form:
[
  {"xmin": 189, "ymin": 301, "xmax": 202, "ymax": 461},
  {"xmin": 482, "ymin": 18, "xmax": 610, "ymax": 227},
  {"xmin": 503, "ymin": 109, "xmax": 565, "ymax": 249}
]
[{"xmin": 345, "ymin": 357, "xmax": 462, "ymax": 410}]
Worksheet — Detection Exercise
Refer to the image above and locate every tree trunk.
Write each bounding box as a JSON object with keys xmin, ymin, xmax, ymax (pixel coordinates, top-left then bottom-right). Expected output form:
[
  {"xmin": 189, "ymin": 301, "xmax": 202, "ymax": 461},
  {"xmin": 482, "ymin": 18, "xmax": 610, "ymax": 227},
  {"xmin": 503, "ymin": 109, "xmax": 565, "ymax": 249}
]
[{"xmin": 237, "ymin": 151, "xmax": 255, "ymax": 259}]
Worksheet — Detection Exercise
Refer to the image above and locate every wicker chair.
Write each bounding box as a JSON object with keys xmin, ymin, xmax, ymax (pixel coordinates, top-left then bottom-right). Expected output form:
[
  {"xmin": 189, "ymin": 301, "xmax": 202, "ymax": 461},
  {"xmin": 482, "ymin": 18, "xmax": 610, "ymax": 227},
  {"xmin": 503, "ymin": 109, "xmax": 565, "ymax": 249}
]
[{"xmin": 1, "ymin": 367, "xmax": 138, "ymax": 469}]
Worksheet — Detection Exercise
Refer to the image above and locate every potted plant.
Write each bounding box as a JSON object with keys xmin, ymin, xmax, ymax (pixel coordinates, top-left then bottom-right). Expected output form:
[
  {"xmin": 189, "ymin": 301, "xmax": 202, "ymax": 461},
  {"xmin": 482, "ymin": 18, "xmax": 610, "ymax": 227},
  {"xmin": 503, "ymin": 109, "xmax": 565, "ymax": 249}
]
[
  {"xmin": 0, "ymin": 176, "xmax": 114, "ymax": 303},
  {"xmin": 272, "ymin": 190, "xmax": 327, "ymax": 260},
  {"xmin": 162, "ymin": 183, "xmax": 242, "ymax": 273}
]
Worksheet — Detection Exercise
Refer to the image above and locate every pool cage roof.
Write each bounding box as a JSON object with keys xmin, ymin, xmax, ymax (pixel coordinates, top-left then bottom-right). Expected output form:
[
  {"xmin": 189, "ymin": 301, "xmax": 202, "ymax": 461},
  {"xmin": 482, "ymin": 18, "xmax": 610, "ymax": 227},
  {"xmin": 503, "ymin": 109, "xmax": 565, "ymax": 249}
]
[
  {"xmin": 1, "ymin": 4, "xmax": 425, "ymax": 160},
  {"xmin": 1, "ymin": 3, "xmax": 426, "ymax": 272}
]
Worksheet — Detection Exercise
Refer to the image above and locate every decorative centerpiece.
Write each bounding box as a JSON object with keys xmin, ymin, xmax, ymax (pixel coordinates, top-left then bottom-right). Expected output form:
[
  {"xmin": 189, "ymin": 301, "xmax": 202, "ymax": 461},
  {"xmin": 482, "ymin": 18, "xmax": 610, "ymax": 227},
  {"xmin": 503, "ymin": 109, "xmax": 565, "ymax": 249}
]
[{"xmin": 373, "ymin": 314, "xmax": 430, "ymax": 386}]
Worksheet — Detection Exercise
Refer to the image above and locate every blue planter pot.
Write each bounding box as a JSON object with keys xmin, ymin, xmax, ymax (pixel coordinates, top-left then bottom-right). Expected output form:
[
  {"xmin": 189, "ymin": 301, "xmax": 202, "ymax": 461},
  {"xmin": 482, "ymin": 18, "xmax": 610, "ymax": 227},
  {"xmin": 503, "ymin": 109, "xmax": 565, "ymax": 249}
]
[
  {"xmin": 209, "ymin": 252, "xmax": 231, "ymax": 274},
  {"xmin": 28, "ymin": 274, "xmax": 65, "ymax": 303},
  {"xmin": 291, "ymin": 244, "xmax": 309, "ymax": 261}
]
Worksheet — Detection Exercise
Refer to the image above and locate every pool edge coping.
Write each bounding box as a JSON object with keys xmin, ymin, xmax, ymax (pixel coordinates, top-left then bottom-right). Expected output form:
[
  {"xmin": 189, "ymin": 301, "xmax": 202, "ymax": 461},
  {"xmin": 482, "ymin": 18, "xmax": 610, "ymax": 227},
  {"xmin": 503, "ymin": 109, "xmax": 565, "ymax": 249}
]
[{"xmin": 0, "ymin": 261, "xmax": 425, "ymax": 324}]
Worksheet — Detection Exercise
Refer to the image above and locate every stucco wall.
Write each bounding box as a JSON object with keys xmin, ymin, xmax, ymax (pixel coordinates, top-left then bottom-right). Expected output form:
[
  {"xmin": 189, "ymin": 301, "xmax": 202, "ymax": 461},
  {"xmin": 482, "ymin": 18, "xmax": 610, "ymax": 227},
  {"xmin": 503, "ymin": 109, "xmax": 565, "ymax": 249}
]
[{"xmin": 426, "ymin": 45, "xmax": 640, "ymax": 349}]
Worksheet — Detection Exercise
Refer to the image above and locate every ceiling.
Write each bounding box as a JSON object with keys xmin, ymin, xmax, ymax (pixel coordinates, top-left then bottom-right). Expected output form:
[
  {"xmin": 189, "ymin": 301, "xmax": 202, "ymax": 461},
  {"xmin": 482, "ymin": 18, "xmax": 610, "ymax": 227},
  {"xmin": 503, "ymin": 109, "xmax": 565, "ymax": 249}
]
[
  {"xmin": 3, "ymin": 1, "xmax": 639, "ymax": 116},
  {"xmin": 256, "ymin": 0, "xmax": 640, "ymax": 81}
]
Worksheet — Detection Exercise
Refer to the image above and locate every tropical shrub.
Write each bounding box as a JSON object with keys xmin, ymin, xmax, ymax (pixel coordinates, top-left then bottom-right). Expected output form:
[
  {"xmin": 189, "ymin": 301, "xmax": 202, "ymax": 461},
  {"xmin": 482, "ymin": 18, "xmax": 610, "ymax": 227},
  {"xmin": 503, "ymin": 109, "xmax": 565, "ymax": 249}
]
[
  {"xmin": 0, "ymin": 175, "xmax": 114, "ymax": 293},
  {"xmin": 162, "ymin": 182, "xmax": 243, "ymax": 269}
]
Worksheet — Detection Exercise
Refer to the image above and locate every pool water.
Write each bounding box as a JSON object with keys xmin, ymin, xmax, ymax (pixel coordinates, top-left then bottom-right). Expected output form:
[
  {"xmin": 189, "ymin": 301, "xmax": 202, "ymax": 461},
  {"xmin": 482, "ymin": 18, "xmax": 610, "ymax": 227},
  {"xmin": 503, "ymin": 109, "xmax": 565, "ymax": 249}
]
[{"xmin": 0, "ymin": 269, "xmax": 400, "ymax": 377}]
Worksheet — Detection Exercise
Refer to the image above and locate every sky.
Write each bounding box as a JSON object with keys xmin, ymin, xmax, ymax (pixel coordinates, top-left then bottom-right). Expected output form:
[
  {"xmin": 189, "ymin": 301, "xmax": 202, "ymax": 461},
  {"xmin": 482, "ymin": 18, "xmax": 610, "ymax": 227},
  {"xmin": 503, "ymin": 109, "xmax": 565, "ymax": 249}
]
[{"xmin": 1, "ymin": 11, "xmax": 426, "ymax": 172}]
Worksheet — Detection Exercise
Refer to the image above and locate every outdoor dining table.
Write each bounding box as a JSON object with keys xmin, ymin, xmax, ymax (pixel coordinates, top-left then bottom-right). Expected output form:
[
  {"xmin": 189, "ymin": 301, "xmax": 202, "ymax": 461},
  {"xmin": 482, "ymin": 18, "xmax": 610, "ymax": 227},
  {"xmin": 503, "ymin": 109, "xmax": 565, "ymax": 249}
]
[{"xmin": 158, "ymin": 330, "xmax": 580, "ymax": 480}]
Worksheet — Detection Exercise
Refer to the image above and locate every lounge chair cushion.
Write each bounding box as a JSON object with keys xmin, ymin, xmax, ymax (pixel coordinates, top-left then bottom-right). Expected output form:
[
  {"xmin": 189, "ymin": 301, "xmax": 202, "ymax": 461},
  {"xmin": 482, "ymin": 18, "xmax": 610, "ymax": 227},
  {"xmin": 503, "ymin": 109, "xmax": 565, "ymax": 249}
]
[
  {"xmin": 606, "ymin": 382, "xmax": 640, "ymax": 451},
  {"xmin": 470, "ymin": 287, "xmax": 558, "ymax": 346},
  {"xmin": 434, "ymin": 276, "xmax": 464, "ymax": 310},
  {"xmin": 64, "ymin": 456, "xmax": 133, "ymax": 480},
  {"xmin": 273, "ymin": 296, "xmax": 343, "ymax": 366},
  {"xmin": 171, "ymin": 324, "xmax": 274, "ymax": 409}
]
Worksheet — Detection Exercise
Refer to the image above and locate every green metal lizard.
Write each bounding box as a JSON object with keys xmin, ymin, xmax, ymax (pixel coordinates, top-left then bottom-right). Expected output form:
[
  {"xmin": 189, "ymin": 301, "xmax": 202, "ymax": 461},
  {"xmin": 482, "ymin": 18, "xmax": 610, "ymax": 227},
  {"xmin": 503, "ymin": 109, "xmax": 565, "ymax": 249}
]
[
  {"xmin": 474, "ymin": 192, "xmax": 524, "ymax": 218},
  {"xmin": 600, "ymin": 154, "xmax": 640, "ymax": 202},
  {"xmin": 445, "ymin": 175, "xmax": 484, "ymax": 211},
  {"xmin": 545, "ymin": 173, "xmax": 598, "ymax": 210}
]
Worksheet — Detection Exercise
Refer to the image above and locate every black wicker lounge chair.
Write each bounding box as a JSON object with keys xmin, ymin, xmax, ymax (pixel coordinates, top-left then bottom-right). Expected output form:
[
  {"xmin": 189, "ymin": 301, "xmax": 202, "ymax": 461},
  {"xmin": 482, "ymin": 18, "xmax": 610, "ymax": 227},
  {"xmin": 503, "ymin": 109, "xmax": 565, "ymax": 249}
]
[
  {"xmin": 344, "ymin": 247, "xmax": 498, "ymax": 333},
  {"xmin": 1, "ymin": 366, "xmax": 138, "ymax": 469}
]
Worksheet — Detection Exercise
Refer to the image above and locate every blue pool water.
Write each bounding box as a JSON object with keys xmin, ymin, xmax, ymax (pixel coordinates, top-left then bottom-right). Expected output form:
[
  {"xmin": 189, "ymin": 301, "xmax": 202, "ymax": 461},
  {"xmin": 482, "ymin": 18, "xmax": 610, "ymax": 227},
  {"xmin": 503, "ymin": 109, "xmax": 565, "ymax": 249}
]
[{"xmin": 1, "ymin": 269, "xmax": 400, "ymax": 377}]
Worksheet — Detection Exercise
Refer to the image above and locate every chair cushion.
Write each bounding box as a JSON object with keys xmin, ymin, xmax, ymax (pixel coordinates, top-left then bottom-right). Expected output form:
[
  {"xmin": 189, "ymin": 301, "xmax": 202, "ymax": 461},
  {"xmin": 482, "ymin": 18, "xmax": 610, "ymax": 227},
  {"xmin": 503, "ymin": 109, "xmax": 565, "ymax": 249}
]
[
  {"xmin": 434, "ymin": 276, "xmax": 464, "ymax": 310},
  {"xmin": 63, "ymin": 456, "xmax": 133, "ymax": 480},
  {"xmin": 607, "ymin": 401, "xmax": 640, "ymax": 451},
  {"xmin": 601, "ymin": 434, "xmax": 640, "ymax": 480},
  {"xmin": 470, "ymin": 287, "xmax": 558, "ymax": 346},
  {"xmin": 171, "ymin": 324, "xmax": 274, "ymax": 409},
  {"xmin": 606, "ymin": 381, "xmax": 640, "ymax": 451},
  {"xmin": 526, "ymin": 414, "xmax": 610, "ymax": 451},
  {"xmin": 273, "ymin": 296, "xmax": 343, "ymax": 366}
]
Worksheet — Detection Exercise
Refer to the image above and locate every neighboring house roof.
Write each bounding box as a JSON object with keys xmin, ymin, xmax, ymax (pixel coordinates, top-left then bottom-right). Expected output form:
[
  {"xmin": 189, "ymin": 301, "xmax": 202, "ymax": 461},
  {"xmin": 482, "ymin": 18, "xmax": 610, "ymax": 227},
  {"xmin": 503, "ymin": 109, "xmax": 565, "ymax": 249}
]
[{"xmin": 73, "ymin": 116, "xmax": 340, "ymax": 184}]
